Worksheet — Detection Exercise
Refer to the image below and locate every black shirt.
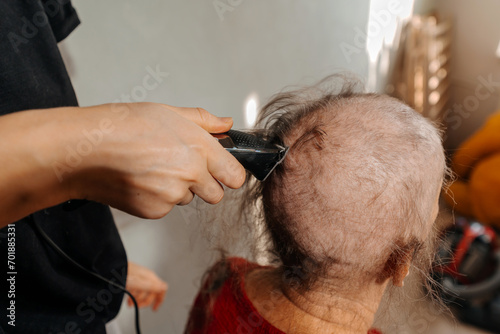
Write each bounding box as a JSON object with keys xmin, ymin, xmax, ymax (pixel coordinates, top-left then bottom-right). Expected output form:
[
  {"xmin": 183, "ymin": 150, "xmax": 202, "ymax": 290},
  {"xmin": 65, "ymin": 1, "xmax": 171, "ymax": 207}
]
[{"xmin": 0, "ymin": 1, "xmax": 127, "ymax": 333}]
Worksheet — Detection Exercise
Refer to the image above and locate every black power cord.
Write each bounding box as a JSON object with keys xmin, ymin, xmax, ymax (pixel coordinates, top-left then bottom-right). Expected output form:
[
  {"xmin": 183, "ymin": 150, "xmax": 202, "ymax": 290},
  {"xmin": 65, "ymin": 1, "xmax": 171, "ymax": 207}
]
[{"xmin": 30, "ymin": 217, "xmax": 142, "ymax": 334}]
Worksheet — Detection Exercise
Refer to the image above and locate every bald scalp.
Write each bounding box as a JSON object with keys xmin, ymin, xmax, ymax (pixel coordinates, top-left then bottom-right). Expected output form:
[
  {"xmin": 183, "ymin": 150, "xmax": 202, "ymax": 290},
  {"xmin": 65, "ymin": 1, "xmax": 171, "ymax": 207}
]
[{"xmin": 253, "ymin": 79, "xmax": 445, "ymax": 289}]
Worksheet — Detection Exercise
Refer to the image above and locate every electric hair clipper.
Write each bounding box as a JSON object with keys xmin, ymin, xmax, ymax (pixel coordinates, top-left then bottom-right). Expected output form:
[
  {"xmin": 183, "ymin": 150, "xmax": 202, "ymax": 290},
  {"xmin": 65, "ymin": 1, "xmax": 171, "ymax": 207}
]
[{"xmin": 214, "ymin": 130, "xmax": 289, "ymax": 181}]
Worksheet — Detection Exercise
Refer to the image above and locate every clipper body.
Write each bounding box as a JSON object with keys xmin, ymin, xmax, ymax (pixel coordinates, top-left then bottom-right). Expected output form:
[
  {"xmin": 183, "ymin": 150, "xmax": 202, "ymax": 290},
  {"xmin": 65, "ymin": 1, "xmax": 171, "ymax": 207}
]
[{"xmin": 214, "ymin": 130, "xmax": 288, "ymax": 181}]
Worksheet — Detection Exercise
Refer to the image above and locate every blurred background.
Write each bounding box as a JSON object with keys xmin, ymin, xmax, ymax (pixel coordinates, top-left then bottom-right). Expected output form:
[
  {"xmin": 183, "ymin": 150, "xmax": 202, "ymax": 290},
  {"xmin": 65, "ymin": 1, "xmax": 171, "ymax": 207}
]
[{"xmin": 60, "ymin": 0, "xmax": 500, "ymax": 333}]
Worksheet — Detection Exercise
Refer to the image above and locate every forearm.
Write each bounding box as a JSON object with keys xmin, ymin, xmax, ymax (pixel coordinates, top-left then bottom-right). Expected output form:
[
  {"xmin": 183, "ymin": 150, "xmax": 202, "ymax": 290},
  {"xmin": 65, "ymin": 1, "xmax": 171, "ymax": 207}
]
[{"xmin": 0, "ymin": 106, "xmax": 88, "ymax": 227}]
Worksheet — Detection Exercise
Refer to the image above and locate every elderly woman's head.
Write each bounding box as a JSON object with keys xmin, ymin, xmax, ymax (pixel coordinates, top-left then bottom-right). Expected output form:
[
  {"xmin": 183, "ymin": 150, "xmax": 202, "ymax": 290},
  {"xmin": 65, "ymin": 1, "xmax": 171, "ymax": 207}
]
[{"xmin": 246, "ymin": 76, "xmax": 445, "ymax": 295}]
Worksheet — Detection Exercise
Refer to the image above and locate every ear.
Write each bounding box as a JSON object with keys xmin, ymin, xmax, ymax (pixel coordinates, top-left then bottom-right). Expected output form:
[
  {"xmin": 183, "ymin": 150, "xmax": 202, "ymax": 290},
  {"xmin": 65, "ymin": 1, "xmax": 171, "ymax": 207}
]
[
  {"xmin": 392, "ymin": 261, "xmax": 411, "ymax": 287},
  {"xmin": 376, "ymin": 241, "xmax": 416, "ymax": 286}
]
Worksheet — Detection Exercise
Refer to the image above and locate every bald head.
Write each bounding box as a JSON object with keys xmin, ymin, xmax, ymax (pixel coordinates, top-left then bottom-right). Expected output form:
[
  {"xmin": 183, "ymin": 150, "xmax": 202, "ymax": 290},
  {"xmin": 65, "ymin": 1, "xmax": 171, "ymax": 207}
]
[{"xmin": 254, "ymin": 79, "xmax": 445, "ymax": 289}]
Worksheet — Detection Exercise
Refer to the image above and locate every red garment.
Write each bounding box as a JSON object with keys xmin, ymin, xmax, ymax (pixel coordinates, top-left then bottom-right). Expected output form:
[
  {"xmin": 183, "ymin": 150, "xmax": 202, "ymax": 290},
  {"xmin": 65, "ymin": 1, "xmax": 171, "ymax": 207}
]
[{"xmin": 185, "ymin": 257, "xmax": 383, "ymax": 334}]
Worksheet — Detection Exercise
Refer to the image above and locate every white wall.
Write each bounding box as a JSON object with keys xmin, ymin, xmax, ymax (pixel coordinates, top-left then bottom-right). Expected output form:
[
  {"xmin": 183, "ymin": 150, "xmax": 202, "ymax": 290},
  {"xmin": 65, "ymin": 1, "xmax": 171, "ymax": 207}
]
[
  {"xmin": 61, "ymin": 1, "xmax": 373, "ymax": 333},
  {"xmin": 63, "ymin": 0, "xmax": 372, "ymax": 129}
]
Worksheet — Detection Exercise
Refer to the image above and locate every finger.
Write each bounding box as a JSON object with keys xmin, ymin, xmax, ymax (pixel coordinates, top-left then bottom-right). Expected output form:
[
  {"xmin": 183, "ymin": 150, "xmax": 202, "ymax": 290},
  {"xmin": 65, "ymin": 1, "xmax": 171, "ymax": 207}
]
[
  {"xmin": 190, "ymin": 172, "xmax": 224, "ymax": 204},
  {"xmin": 143, "ymin": 293, "xmax": 157, "ymax": 309},
  {"xmin": 136, "ymin": 297, "xmax": 147, "ymax": 308},
  {"xmin": 153, "ymin": 282, "xmax": 168, "ymax": 311},
  {"xmin": 205, "ymin": 144, "xmax": 246, "ymax": 189},
  {"xmin": 169, "ymin": 106, "xmax": 233, "ymax": 133},
  {"xmin": 136, "ymin": 291, "xmax": 148, "ymax": 303},
  {"xmin": 153, "ymin": 292, "xmax": 165, "ymax": 311},
  {"xmin": 177, "ymin": 190, "xmax": 194, "ymax": 206},
  {"xmin": 139, "ymin": 293, "xmax": 156, "ymax": 308},
  {"xmin": 137, "ymin": 293, "xmax": 150, "ymax": 308}
]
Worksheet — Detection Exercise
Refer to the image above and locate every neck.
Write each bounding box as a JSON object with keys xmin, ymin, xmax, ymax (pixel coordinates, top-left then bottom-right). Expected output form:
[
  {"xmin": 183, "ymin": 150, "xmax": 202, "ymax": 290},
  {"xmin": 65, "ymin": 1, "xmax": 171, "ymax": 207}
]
[{"xmin": 245, "ymin": 268, "xmax": 387, "ymax": 334}]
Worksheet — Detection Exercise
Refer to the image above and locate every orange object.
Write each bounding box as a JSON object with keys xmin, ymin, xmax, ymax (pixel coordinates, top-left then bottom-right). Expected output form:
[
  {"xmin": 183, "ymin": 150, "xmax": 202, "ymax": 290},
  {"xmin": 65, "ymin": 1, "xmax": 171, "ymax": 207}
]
[{"xmin": 444, "ymin": 112, "xmax": 500, "ymax": 226}]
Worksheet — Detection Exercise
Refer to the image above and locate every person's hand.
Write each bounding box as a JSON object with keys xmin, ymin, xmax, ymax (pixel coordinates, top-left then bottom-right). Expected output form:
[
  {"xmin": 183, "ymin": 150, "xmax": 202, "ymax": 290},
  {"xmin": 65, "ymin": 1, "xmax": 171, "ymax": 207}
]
[
  {"xmin": 65, "ymin": 102, "xmax": 246, "ymax": 218},
  {"xmin": 126, "ymin": 261, "xmax": 168, "ymax": 311}
]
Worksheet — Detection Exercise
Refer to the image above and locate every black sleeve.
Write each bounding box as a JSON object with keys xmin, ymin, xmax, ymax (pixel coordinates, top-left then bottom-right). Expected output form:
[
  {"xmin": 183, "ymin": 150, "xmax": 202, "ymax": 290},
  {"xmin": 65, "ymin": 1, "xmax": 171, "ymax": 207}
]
[
  {"xmin": 0, "ymin": 0, "xmax": 80, "ymax": 114},
  {"xmin": 41, "ymin": 0, "xmax": 81, "ymax": 42}
]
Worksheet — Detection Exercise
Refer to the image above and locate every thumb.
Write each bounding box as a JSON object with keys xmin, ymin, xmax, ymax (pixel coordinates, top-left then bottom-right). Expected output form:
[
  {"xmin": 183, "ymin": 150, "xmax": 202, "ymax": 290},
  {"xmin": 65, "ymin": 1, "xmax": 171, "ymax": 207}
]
[{"xmin": 170, "ymin": 106, "xmax": 233, "ymax": 133}]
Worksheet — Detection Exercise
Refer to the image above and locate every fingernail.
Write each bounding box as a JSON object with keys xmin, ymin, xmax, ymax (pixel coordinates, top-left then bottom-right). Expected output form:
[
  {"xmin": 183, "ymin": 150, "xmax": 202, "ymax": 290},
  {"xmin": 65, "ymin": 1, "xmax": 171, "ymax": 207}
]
[{"xmin": 219, "ymin": 117, "xmax": 232, "ymax": 123}]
